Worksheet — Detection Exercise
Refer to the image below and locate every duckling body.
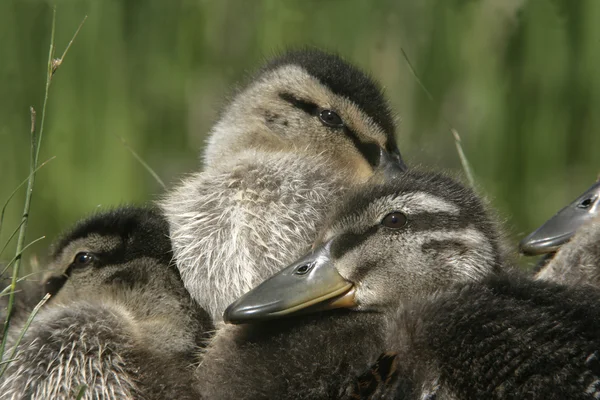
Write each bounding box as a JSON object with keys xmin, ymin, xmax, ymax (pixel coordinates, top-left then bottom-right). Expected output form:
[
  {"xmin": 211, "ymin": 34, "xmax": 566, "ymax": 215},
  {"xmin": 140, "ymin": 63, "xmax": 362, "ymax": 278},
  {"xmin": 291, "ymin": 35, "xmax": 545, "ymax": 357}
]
[
  {"xmin": 387, "ymin": 273, "xmax": 600, "ymax": 400},
  {"xmin": 161, "ymin": 49, "xmax": 405, "ymax": 321},
  {"xmin": 200, "ymin": 310, "xmax": 385, "ymax": 399},
  {"xmin": 0, "ymin": 207, "xmax": 212, "ymax": 400},
  {"xmin": 197, "ymin": 170, "xmax": 507, "ymax": 399},
  {"xmin": 199, "ymin": 170, "xmax": 600, "ymax": 399},
  {"xmin": 201, "ymin": 276, "xmax": 600, "ymax": 400}
]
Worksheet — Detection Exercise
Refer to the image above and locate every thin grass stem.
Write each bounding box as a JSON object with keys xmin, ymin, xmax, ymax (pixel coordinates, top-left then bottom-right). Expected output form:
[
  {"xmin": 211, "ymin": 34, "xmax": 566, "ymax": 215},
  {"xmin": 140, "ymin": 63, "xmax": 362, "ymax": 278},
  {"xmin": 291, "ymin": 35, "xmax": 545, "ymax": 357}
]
[
  {"xmin": 0, "ymin": 293, "xmax": 51, "ymax": 377},
  {"xmin": 0, "ymin": 220, "xmax": 26, "ymax": 259},
  {"xmin": 0, "ymin": 156, "xmax": 55, "ymax": 243},
  {"xmin": 0, "ymin": 236, "xmax": 46, "ymax": 277},
  {"xmin": 400, "ymin": 48, "xmax": 476, "ymax": 187},
  {"xmin": 75, "ymin": 384, "xmax": 88, "ymax": 400},
  {"xmin": 117, "ymin": 136, "xmax": 166, "ymax": 189},
  {"xmin": 0, "ymin": 8, "xmax": 86, "ymax": 362},
  {"xmin": 1, "ymin": 270, "xmax": 52, "ymax": 297}
]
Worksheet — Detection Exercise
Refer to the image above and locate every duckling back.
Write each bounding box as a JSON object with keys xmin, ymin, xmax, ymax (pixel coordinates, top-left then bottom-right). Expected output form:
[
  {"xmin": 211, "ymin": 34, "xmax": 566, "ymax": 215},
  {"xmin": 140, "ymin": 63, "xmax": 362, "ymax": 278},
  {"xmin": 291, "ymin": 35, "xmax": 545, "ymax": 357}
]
[{"xmin": 386, "ymin": 273, "xmax": 600, "ymax": 400}]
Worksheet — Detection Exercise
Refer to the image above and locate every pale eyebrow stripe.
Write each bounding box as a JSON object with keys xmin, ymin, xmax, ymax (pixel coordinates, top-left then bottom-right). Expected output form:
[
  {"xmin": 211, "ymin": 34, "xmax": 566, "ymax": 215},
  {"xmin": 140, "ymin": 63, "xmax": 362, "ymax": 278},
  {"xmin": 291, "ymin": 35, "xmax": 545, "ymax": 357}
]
[{"xmin": 381, "ymin": 192, "xmax": 460, "ymax": 215}]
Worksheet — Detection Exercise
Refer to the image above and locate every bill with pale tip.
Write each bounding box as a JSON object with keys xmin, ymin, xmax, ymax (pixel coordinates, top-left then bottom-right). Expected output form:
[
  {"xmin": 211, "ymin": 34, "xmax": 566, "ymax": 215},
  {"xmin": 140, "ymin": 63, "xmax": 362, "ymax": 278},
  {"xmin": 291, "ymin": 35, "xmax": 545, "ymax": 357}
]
[{"xmin": 223, "ymin": 241, "xmax": 357, "ymax": 324}]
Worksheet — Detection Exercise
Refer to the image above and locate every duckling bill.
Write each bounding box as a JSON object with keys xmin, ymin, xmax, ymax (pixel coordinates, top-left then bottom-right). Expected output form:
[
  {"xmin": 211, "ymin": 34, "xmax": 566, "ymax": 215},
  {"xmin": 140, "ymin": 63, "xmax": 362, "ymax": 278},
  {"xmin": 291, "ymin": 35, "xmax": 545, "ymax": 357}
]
[
  {"xmin": 520, "ymin": 179, "xmax": 600, "ymax": 255},
  {"xmin": 224, "ymin": 241, "xmax": 355, "ymax": 323}
]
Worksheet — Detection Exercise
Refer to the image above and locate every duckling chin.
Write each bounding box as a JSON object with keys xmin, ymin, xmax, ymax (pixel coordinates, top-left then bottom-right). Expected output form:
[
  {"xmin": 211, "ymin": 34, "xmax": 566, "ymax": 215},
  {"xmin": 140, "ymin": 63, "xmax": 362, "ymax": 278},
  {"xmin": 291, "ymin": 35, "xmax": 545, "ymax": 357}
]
[
  {"xmin": 0, "ymin": 206, "xmax": 212, "ymax": 400},
  {"xmin": 161, "ymin": 49, "xmax": 406, "ymax": 321},
  {"xmin": 520, "ymin": 179, "xmax": 600, "ymax": 286},
  {"xmin": 197, "ymin": 170, "xmax": 511, "ymax": 399}
]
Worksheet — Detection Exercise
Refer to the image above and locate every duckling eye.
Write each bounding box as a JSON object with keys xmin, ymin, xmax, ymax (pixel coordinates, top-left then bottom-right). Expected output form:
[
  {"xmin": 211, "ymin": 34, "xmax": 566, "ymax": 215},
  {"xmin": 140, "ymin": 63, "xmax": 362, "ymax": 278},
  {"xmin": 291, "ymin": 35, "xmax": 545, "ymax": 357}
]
[
  {"xmin": 381, "ymin": 212, "xmax": 407, "ymax": 229},
  {"xmin": 319, "ymin": 109, "xmax": 344, "ymax": 128},
  {"xmin": 578, "ymin": 196, "xmax": 597, "ymax": 209},
  {"xmin": 294, "ymin": 262, "xmax": 314, "ymax": 275},
  {"xmin": 73, "ymin": 252, "xmax": 95, "ymax": 267}
]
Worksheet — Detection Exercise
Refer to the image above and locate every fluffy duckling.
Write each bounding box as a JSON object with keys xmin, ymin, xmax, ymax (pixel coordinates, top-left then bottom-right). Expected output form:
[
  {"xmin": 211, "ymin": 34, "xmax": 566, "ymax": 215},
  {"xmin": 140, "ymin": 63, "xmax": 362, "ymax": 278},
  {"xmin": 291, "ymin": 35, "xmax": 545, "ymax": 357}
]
[
  {"xmin": 200, "ymin": 171, "xmax": 600, "ymax": 399},
  {"xmin": 197, "ymin": 170, "xmax": 508, "ymax": 399},
  {"xmin": 520, "ymin": 179, "xmax": 600, "ymax": 285},
  {"xmin": 161, "ymin": 49, "xmax": 406, "ymax": 321},
  {"xmin": 0, "ymin": 207, "xmax": 212, "ymax": 400}
]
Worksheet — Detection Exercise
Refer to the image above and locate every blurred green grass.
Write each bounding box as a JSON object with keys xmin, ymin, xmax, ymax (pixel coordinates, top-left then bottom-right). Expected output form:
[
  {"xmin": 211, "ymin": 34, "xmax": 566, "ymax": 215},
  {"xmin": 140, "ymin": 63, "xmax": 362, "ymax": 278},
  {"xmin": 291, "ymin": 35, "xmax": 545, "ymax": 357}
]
[{"xmin": 1, "ymin": 0, "xmax": 599, "ymax": 272}]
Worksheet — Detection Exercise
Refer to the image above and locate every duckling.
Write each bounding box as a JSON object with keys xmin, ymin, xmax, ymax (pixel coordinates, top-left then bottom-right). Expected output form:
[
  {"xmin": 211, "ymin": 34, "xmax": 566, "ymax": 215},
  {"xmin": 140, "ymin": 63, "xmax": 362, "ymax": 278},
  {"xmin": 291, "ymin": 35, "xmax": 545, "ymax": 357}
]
[
  {"xmin": 161, "ymin": 49, "xmax": 406, "ymax": 321},
  {"xmin": 200, "ymin": 170, "xmax": 600, "ymax": 400},
  {"xmin": 197, "ymin": 169, "xmax": 509, "ymax": 399},
  {"xmin": 520, "ymin": 179, "xmax": 600, "ymax": 286},
  {"xmin": 0, "ymin": 206, "xmax": 212, "ymax": 400}
]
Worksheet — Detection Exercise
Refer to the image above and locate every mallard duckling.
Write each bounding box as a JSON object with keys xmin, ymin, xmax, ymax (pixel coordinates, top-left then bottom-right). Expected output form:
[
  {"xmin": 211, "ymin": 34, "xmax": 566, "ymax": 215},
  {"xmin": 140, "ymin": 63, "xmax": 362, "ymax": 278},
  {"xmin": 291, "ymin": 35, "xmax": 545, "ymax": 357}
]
[
  {"xmin": 161, "ymin": 49, "xmax": 406, "ymax": 321},
  {"xmin": 520, "ymin": 179, "xmax": 600, "ymax": 285},
  {"xmin": 200, "ymin": 171, "xmax": 600, "ymax": 399},
  {"xmin": 197, "ymin": 170, "xmax": 508, "ymax": 399},
  {"xmin": 0, "ymin": 206, "xmax": 212, "ymax": 400}
]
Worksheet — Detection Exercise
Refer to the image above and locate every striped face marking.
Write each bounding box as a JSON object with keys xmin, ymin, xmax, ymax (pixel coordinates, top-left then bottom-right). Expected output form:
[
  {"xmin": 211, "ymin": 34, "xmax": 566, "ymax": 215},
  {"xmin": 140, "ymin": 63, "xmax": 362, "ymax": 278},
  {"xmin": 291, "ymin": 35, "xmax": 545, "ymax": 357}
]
[
  {"xmin": 323, "ymin": 192, "xmax": 461, "ymax": 242},
  {"xmin": 318, "ymin": 188, "xmax": 496, "ymax": 310}
]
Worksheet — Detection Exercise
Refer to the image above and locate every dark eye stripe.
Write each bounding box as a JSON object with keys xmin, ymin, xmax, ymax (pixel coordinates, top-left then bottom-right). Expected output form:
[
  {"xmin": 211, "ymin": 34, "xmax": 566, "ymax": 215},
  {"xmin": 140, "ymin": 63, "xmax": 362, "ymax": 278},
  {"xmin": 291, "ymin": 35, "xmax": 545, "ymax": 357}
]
[
  {"xmin": 344, "ymin": 127, "xmax": 381, "ymax": 167},
  {"xmin": 279, "ymin": 93, "xmax": 318, "ymax": 115},
  {"xmin": 279, "ymin": 92, "xmax": 383, "ymax": 167},
  {"xmin": 330, "ymin": 227, "xmax": 378, "ymax": 260}
]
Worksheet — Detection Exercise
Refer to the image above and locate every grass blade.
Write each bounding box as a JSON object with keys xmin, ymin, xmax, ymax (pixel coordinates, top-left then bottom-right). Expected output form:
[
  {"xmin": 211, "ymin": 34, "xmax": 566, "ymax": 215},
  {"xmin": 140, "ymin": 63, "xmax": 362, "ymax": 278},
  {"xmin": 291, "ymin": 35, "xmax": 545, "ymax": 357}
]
[
  {"xmin": 0, "ymin": 220, "xmax": 25, "ymax": 259},
  {"xmin": 0, "ymin": 293, "xmax": 51, "ymax": 377},
  {"xmin": 0, "ymin": 156, "xmax": 55, "ymax": 243},
  {"xmin": 0, "ymin": 236, "xmax": 46, "ymax": 277},
  {"xmin": 1, "ymin": 270, "xmax": 52, "ymax": 298},
  {"xmin": 0, "ymin": 9, "xmax": 86, "ymax": 362},
  {"xmin": 75, "ymin": 384, "xmax": 88, "ymax": 400},
  {"xmin": 117, "ymin": 136, "xmax": 166, "ymax": 189},
  {"xmin": 400, "ymin": 48, "xmax": 476, "ymax": 187}
]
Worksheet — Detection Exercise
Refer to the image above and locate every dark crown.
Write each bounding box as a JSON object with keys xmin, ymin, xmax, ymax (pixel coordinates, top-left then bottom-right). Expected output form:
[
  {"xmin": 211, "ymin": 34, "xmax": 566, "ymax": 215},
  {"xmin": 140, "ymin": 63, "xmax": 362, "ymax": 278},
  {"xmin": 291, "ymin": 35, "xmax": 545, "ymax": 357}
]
[
  {"xmin": 262, "ymin": 49, "xmax": 396, "ymax": 139},
  {"xmin": 53, "ymin": 206, "xmax": 172, "ymax": 265}
]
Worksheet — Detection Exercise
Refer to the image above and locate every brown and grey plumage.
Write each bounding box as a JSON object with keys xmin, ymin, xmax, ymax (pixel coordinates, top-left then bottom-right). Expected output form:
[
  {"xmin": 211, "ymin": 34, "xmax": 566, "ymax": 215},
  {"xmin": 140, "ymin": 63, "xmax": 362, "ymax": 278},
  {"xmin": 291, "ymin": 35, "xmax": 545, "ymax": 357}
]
[
  {"xmin": 0, "ymin": 206, "xmax": 212, "ymax": 400},
  {"xmin": 161, "ymin": 49, "xmax": 406, "ymax": 321},
  {"xmin": 0, "ymin": 272, "xmax": 48, "ymax": 347},
  {"xmin": 520, "ymin": 179, "xmax": 600, "ymax": 286},
  {"xmin": 197, "ymin": 170, "xmax": 509, "ymax": 399},
  {"xmin": 199, "ymin": 170, "xmax": 600, "ymax": 400}
]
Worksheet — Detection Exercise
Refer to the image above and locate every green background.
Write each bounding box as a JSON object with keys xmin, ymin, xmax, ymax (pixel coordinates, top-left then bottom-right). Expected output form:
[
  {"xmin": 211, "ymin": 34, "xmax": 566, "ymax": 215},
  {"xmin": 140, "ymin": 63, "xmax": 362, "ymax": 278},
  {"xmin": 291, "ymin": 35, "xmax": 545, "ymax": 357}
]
[{"xmin": 1, "ymin": 0, "xmax": 599, "ymax": 273}]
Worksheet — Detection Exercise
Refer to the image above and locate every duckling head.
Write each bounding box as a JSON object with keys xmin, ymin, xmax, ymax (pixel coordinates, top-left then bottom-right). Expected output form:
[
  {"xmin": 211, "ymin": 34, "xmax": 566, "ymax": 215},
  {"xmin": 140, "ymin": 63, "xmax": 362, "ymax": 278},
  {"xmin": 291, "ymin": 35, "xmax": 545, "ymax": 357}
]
[
  {"xmin": 518, "ymin": 178, "xmax": 600, "ymax": 285},
  {"xmin": 203, "ymin": 49, "xmax": 405, "ymax": 182},
  {"xmin": 39, "ymin": 206, "xmax": 212, "ymax": 354},
  {"xmin": 44, "ymin": 206, "xmax": 175, "ymax": 300},
  {"xmin": 224, "ymin": 170, "xmax": 505, "ymax": 322},
  {"xmin": 520, "ymin": 178, "xmax": 600, "ymax": 255}
]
